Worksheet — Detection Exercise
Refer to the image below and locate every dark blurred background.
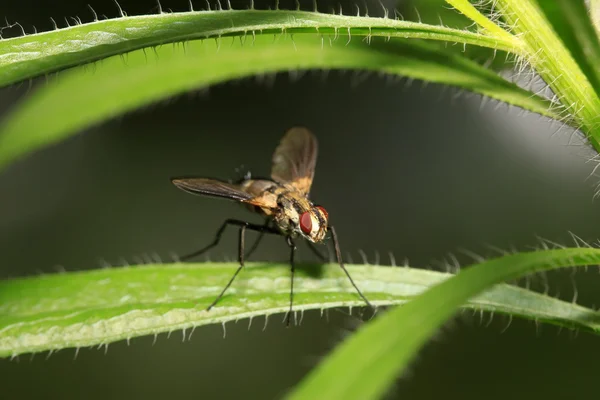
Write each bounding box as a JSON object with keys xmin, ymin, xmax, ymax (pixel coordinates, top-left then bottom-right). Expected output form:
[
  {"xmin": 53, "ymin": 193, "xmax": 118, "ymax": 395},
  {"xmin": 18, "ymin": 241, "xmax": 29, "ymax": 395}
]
[{"xmin": 2, "ymin": 0, "xmax": 600, "ymax": 399}]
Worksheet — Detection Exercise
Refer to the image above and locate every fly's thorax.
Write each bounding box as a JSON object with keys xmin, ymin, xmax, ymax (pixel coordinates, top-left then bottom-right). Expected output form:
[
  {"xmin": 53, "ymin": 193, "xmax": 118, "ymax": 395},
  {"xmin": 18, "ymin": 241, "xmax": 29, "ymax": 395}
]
[
  {"xmin": 238, "ymin": 178, "xmax": 279, "ymax": 216},
  {"xmin": 239, "ymin": 179, "xmax": 278, "ymax": 196}
]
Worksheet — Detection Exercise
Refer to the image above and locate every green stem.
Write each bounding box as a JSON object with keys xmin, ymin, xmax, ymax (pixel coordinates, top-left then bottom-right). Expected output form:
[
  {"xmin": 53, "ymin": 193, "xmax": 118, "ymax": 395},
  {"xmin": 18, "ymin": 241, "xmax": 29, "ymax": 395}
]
[
  {"xmin": 445, "ymin": 0, "xmax": 514, "ymax": 39},
  {"xmin": 495, "ymin": 0, "xmax": 600, "ymax": 149},
  {"xmin": 592, "ymin": 0, "xmax": 600, "ymax": 37}
]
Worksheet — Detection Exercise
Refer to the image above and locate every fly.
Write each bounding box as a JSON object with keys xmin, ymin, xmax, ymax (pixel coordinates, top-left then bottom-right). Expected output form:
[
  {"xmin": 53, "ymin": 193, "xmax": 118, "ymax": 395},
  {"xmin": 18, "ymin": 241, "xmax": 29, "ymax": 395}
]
[{"xmin": 171, "ymin": 126, "xmax": 373, "ymax": 326}]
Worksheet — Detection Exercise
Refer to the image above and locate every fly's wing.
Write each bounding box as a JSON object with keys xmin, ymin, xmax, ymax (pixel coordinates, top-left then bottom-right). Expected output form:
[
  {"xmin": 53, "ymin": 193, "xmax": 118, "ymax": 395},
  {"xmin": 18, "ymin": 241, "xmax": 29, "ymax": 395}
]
[
  {"xmin": 270, "ymin": 126, "xmax": 318, "ymax": 196},
  {"xmin": 171, "ymin": 177, "xmax": 277, "ymax": 209},
  {"xmin": 172, "ymin": 178, "xmax": 252, "ymax": 201}
]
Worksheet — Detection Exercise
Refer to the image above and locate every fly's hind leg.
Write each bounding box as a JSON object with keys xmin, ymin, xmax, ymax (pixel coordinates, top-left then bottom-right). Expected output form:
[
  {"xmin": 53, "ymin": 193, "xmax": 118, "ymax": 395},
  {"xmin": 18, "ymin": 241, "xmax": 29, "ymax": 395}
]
[
  {"xmin": 206, "ymin": 225, "xmax": 246, "ymax": 311},
  {"xmin": 179, "ymin": 218, "xmax": 277, "ymax": 262},
  {"xmin": 179, "ymin": 219, "xmax": 280, "ymax": 310},
  {"xmin": 243, "ymin": 218, "xmax": 272, "ymax": 260}
]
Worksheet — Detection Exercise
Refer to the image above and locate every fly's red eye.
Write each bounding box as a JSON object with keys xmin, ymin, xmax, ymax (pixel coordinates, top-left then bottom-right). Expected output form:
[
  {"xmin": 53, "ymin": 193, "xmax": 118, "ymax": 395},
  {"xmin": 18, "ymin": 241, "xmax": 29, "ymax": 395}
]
[
  {"xmin": 316, "ymin": 206, "xmax": 328, "ymax": 220},
  {"xmin": 300, "ymin": 211, "xmax": 312, "ymax": 235}
]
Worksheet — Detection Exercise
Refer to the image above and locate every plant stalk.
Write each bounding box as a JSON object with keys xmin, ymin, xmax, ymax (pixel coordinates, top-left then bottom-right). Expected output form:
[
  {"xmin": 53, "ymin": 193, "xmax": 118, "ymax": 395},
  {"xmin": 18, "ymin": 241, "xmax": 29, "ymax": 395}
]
[{"xmin": 495, "ymin": 0, "xmax": 600, "ymax": 149}]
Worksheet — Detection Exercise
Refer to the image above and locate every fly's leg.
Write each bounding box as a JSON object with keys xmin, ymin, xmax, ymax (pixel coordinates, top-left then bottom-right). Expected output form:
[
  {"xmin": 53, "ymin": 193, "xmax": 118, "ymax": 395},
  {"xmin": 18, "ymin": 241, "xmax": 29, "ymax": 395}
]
[
  {"xmin": 179, "ymin": 218, "xmax": 278, "ymax": 261},
  {"xmin": 329, "ymin": 225, "xmax": 374, "ymax": 311},
  {"xmin": 285, "ymin": 236, "xmax": 297, "ymax": 327},
  {"xmin": 206, "ymin": 225, "xmax": 244, "ymax": 311},
  {"xmin": 179, "ymin": 219, "xmax": 280, "ymax": 311},
  {"xmin": 306, "ymin": 241, "xmax": 327, "ymax": 262},
  {"xmin": 243, "ymin": 218, "xmax": 272, "ymax": 260}
]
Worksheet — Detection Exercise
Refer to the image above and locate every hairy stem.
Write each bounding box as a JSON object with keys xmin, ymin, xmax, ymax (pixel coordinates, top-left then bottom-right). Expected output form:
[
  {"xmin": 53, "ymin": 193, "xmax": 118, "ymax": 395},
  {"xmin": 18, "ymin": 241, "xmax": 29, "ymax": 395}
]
[{"xmin": 495, "ymin": 0, "xmax": 600, "ymax": 148}]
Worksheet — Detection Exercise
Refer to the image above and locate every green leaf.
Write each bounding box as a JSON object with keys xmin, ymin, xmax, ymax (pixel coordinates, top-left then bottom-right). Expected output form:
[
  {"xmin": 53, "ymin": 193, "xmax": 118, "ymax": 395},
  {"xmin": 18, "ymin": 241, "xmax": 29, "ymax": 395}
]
[
  {"xmin": 0, "ymin": 9, "xmax": 523, "ymax": 87},
  {"xmin": 445, "ymin": 0, "xmax": 513, "ymax": 39},
  {"xmin": 288, "ymin": 248, "xmax": 600, "ymax": 400},
  {"xmin": 1, "ymin": 256, "xmax": 599, "ymax": 359},
  {"xmin": 592, "ymin": 0, "xmax": 600, "ymax": 35},
  {"xmin": 482, "ymin": 0, "xmax": 600, "ymax": 150},
  {"xmin": 536, "ymin": 0, "xmax": 600, "ymax": 96},
  {"xmin": 404, "ymin": 0, "xmax": 475, "ymax": 29},
  {"xmin": 0, "ymin": 35, "xmax": 559, "ymax": 171},
  {"xmin": 404, "ymin": 0, "xmax": 513, "ymax": 71}
]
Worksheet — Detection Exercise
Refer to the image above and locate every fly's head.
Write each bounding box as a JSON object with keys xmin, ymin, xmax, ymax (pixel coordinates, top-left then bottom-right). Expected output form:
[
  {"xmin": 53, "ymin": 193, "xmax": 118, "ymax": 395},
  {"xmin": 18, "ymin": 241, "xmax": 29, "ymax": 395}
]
[
  {"xmin": 274, "ymin": 195, "xmax": 329, "ymax": 243},
  {"xmin": 297, "ymin": 205, "xmax": 328, "ymax": 243}
]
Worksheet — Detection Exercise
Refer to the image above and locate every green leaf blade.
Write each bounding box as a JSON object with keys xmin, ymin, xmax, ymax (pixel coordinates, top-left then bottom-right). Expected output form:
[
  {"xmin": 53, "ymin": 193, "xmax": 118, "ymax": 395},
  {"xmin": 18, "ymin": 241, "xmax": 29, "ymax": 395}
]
[
  {"xmin": 288, "ymin": 248, "xmax": 600, "ymax": 400},
  {"xmin": 0, "ymin": 35, "xmax": 558, "ymax": 171},
  {"xmin": 493, "ymin": 0, "xmax": 600, "ymax": 150},
  {"xmin": 0, "ymin": 10, "xmax": 522, "ymax": 87},
  {"xmin": 536, "ymin": 0, "xmax": 600, "ymax": 97},
  {"xmin": 2, "ymin": 253, "xmax": 600, "ymax": 359}
]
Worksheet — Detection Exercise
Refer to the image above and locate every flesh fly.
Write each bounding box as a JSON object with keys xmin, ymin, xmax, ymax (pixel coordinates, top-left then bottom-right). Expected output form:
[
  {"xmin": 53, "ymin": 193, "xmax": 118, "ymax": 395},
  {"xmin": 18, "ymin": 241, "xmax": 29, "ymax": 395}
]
[{"xmin": 171, "ymin": 127, "xmax": 373, "ymax": 326}]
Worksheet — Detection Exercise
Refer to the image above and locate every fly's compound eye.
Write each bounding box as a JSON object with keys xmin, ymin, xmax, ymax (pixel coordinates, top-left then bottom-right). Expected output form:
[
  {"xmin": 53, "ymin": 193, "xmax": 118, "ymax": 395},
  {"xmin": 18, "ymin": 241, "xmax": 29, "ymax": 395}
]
[
  {"xmin": 300, "ymin": 211, "xmax": 313, "ymax": 235},
  {"xmin": 316, "ymin": 206, "xmax": 328, "ymax": 220}
]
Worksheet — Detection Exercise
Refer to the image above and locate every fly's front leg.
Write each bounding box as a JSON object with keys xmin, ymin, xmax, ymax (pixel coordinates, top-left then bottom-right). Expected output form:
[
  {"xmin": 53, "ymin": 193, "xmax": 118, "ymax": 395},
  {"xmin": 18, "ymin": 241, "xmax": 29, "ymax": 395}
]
[
  {"xmin": 306, "ymin": 241, "xmax": 327, "ymax": 262},
  {"xmin": 285, "ymin": 236, "xmax": 297, "ymax": 327},
  {"xmin": 329, "ymin": 225, "xmax": 374, "ymax": 311}
]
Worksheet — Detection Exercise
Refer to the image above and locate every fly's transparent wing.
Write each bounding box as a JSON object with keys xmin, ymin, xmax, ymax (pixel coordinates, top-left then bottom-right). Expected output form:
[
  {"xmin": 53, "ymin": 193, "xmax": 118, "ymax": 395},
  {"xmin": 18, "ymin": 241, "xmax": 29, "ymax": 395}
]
[
  {"xmin": 270, "ymin": 126, "xmax": 318, "ymax": 196},
  {"xmin": 171, "ymin": 178, "xmax": 254, "ymax": 202},
  {"xmin": 171, "ymin": 177, "xmax": 278, "ymax": 209}
]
